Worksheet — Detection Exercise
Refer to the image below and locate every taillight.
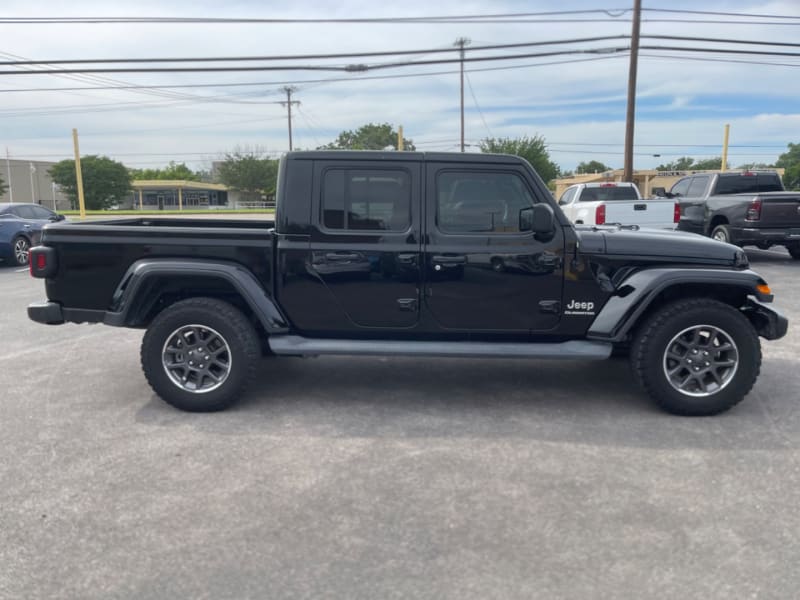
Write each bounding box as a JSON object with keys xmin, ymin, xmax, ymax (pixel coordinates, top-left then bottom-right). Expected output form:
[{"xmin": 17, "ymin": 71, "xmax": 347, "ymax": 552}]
[
  {"xmin": 673, "ymin": 202, "xmax": 681, "ymax": 223},
  {"xmin": 746, "ymin": 198, "xmax": 762, "ymax": 221},
  {"xmin": 595, "ymin": 204, "xmax": 606, "ymax": 225},
  {"xmin": 29, "ymin": 246, "xmax": 57, "ymax": 278}
]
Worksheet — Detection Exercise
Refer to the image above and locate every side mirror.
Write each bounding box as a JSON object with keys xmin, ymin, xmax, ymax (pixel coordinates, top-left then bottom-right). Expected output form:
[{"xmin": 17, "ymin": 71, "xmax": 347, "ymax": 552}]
[
  {"xmin": 49, "ymin": 214, "xmax": 66, "ymax": 222},
  {"xmin": 652, "ymin": 187, "xmax": 667, "ymax": 197},
  {"xmin": 520, "ymin": 204, "xmax": 555, "ymax": 235}
]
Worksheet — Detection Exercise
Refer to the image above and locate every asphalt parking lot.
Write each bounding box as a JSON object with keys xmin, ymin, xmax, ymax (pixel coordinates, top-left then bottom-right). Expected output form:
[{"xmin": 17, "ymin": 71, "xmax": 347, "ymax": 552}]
[{"xmin": 1, "ymin": 248, "xmax": 799, "ymax": 600}]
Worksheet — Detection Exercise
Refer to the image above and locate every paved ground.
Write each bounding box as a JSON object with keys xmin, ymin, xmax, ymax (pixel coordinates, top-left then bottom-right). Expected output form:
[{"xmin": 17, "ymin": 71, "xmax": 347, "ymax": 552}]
[{"xmin": 1, "ymin": 248, "xmax": 799, "ymax": 600}]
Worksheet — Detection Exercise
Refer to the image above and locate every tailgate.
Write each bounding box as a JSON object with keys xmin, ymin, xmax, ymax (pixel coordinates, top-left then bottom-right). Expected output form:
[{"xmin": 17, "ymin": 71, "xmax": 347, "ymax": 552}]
[
  {"xmin": 759, "ymin": 194, "xmax": 800, "ymax": 227},
  {"xmin": 604, "ymin": 200, "xmax": 675, "ymax": 227}
]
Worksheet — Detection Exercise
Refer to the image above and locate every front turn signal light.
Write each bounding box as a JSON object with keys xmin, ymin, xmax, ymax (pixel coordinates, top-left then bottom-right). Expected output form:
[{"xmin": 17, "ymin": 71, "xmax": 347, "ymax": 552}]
[{"xmin": 756, "ymin": 283, "xmax": 772, "ymax": 296}]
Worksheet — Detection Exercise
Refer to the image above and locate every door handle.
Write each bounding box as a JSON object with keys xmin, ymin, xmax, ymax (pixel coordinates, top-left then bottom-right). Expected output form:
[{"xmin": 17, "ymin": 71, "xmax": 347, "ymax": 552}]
[
  {"xmin": 324, "ymin": 252, "xmax": 361, "ymax": 261},
  {"xmin": 432, "ymin": 255, "xmax": 466, "ymax": 265}
]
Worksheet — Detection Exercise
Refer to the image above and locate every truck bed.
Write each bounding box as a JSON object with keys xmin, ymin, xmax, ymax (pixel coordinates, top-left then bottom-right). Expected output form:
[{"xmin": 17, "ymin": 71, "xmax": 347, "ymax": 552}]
[{"xmin": 40, "ymin": 218, "xmax": 275, "ymax": 311}]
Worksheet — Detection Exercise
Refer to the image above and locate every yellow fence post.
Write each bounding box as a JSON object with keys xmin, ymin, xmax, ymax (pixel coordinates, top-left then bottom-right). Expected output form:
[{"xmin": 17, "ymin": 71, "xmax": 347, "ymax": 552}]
[{"xmin": 72, "ymin": 129, "xmax": 86, "ymax": 220}]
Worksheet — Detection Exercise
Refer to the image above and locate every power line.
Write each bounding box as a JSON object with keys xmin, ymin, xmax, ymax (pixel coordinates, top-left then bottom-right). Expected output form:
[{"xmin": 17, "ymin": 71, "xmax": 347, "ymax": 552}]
[
  {"xmin": 0, "ymin": 54, "xmax": 629, "ymax": 94},
  {"xmin": 1, "ymin": 8, "xmax": 799, "ymax": 25},
  {"xmin": 0, "ymin": 46, "xmax": 632, "ymax": 75},
  {"xmin": 0, "ymin": 36, "xmax": 629, "ymax": 66}
]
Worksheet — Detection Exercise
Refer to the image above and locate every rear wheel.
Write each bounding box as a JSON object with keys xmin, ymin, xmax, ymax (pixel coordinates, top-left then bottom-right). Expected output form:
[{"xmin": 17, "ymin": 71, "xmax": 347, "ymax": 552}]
[
  {"xmin": 631, "ymin": 298, "xmax": 761, "ymax": 416},
  {"xmin": 141, "ymin": 297, "xmax": 259, "ymax": 412},
  {"xmin": 12, "ymin": 236, "xmax": 30, "ymax": 266},
  {"xmin": 710, "ymin": 224, "xmax": 731, "ymax": 244}
]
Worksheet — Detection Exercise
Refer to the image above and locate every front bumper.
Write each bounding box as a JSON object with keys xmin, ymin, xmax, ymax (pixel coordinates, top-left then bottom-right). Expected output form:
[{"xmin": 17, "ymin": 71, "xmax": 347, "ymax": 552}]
[{"xmin": 743, "ymin": 298, "xmax": 788, "ymax": 340}]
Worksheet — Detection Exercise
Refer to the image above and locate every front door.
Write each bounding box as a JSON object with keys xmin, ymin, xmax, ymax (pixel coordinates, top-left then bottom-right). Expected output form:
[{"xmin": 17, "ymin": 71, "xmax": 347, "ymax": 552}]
[
  {"xmin": 306, "ymin": 160, "xmax": 422, "ymax": 331},
  {"xmin": 423, "ymin": 164, "xmax": 565, "ymax": 334}
]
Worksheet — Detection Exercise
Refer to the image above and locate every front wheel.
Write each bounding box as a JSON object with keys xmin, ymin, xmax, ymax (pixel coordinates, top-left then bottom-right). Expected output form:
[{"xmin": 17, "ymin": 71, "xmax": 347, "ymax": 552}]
[
  {"xmin": 12, "ymin": 236, "xmax": 30, "ymax": 266},
  {"xmin": 631, "ymin": 298, "xmax": 761, "ymax": 416},
  {"xmin": 141, "ymin": 297, "xmax": 260, "ymax": 412},
  {"xmin": 787, "ymin": 244, "xmax": 800, "ymax": 260}
]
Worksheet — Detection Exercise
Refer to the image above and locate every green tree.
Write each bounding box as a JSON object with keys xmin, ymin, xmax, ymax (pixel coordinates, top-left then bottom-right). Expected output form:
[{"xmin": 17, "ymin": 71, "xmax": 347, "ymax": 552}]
[
  {"xmin": 656, "ymin": 156, "xmax": 696, "ymax": 171},
  {"xmin": 130, "ymin": 161, "xmax": 201, "ymax": 181},
  {"xmin": 575, "ymin": 160, "xmax": 611, "ymax": 174},
  {"xmin": 321, "ymin": 123, "xmax": 415, "ymax": 151},
  {"xmin": 692, "ymin": 157, "xmax": 727, "ymax": 170},
  {"xmin": 48, "ymin": 155, "xmax": 132, "ymax": 210},
  {"xmin": 216, "ymin": 150, "xmax": 279, "ymax": 202},
  {"xmin": 479, "ymin": 135, "xmax": 560, "ymax": 183},
  {"xmin": 736, "ymin": 162, "xmax": 774, "ymax": 170},
  {"xmin": 656, "ymin": 156, "xmax": 728, "ymax": 171},
  {"xmin": 775, "ymin": 143, "xmax": 800, "ymax": 189},
  {"xmin": 0, "ymin": 173, "xmax": 7, "ymax": 197}
]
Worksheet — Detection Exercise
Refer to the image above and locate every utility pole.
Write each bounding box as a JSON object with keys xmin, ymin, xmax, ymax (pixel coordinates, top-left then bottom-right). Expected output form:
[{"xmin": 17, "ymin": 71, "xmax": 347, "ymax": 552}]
[
  {"xmin": 623, "ymin": 0, "xmax": 642, "ymax": 182},
  {"xmin": 72, "ymin": 129, "xmax": 86, "ymax": 220},
  {"xmin": 454, "ymin": 37, "xmax": 471, "ymax": 153},
  {"xmin": 280, "ymin": 86, "xmax": 300, "ymax": 151},
  {"xmin": 397, "ymin": 125, "xmax": 404, "ymax": 151}
]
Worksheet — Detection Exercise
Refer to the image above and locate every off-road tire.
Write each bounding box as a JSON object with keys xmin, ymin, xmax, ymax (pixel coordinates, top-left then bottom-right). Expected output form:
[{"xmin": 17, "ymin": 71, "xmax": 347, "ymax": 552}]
[
  {"xmin": 631, "ymin": 298, "xmax": 761, "ymax": 416},
  {"xmin": 710, "ymin": 224, "xmax": 731, "ymax": 244},
  {"xmin": 141, "ymin": 297, "xmax": 259, "ymax": 412}
]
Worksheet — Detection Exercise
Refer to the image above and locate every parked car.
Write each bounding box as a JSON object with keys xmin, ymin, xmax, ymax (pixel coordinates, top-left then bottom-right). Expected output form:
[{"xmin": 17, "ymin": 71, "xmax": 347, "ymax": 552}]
[
  {"xmin": 663, "ymin": 171, "xmax": 800, "ymax": 258},
  {"xmin": 0, "ymin": 203, "xmax": 65, "ymax": 266},
  {"xmin": 28, "ymin": 152, "xmax": 787, "ymax": 416},
  {"xmin": 558, "ymin": 182, "xmax": 678, "ymax": 229}
]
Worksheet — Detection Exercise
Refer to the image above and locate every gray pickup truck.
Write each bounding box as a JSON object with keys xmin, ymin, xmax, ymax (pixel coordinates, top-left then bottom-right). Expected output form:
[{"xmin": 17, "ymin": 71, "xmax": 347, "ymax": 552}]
[{"xmin": 665, "ymin": 170, "xmax": 800, "ymax": 258}]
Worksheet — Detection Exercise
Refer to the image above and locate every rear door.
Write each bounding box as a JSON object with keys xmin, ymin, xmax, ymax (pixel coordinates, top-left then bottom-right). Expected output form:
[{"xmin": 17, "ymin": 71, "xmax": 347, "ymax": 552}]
[
  {"xmin": 423, "ymin": 163, "xmax": 564, "ymax": 334},
  {"xmin": 306, "ymin": 160, "xmax": 422, "ymax": 331}
]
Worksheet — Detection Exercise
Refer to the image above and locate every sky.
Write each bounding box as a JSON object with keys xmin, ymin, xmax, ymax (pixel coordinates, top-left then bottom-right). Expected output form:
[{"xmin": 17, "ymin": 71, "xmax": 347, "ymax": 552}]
[{"xmin": 2, "ymin": 0, "xmax": 800, "ymax": 174}]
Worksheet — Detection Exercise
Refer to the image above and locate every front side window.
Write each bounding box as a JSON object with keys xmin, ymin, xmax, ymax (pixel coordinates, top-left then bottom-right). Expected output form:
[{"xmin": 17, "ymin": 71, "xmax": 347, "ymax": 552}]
[
  {"xmin": 322, "ymin": 168, "xmax": 411, "ymax": 231},
  {"xmin": 559, "ymin": 188, "xmax": 576, "ymax": 205},
  {"xmin": 30, "ymin": 205, "xmax": 55, "ymax": 220},
  {"xmin": 437, "ymin": 171, "xmax": 535, "ymax": 234},
  {"xmin": 686, "ymin": 176, "xmax": 709, "ymax": 197},
  {"xmin": 670, "ymin": 178, "xmax": 692, "ymax": 197}
]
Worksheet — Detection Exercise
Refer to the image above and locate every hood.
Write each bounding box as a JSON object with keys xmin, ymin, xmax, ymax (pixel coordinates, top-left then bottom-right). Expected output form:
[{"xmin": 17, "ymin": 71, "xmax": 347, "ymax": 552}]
[{"xmin": 576, "ymin": 227, "xmax": 748, "ymax": 267}]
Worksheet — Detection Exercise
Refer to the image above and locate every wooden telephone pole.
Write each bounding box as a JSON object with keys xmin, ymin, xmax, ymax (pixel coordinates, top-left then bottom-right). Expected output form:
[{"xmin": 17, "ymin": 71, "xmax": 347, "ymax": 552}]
[
  {"xmin": 623, "ymin": 0, "xmax": 642, "ymax": 182},
  {"xmin": 281, "ymin": 86, "xmax": 300, "ymax": 151},
  {"xmin": 454, "ymin": 37, "xmax": 471, "ymax": 153}
]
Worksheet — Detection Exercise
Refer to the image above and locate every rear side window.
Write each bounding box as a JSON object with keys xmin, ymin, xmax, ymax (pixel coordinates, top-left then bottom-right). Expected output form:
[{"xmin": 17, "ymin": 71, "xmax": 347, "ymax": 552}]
[
  {"xmin": 715, "ymin": 173, "xmax": 783, "ymax": 195},
  {"xmin": 13, "ymin": 205, "xmax": 37, "ymax": 219},
  {"xmin": 580, "ymin": 186, "xmax": 638, "ymax": 201},
  {"xmin": 322, "ymin": 168, "xmax": 411, "ymax": 231}
]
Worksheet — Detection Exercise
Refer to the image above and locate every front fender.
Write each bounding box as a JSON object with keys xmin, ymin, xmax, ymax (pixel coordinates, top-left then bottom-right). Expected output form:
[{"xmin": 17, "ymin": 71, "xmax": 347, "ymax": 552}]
[
  {"xmin": 106, "ymin": 258, "xmax": 289, "ymax": 333},
  {"xmin": 586, "ymin": 268, "xmax": 773, "ymax": 342}
]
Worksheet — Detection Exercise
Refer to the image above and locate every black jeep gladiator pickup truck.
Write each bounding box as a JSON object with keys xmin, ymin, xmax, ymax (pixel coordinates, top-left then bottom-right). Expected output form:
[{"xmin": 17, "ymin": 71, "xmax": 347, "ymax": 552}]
[
  {"xmin": 28, "ymin": 151, "xmax": 787, "ymax": 415},
  {"xmin": 665, "ymin": 170, "xmax": 800, "ymax": 258}
]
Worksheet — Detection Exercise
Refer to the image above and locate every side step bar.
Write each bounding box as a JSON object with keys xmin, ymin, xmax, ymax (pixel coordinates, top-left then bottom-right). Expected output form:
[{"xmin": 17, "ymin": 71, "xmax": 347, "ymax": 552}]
[{"xmin": 268, "ymin": 335, "xmax": 612, "ymax": 360}]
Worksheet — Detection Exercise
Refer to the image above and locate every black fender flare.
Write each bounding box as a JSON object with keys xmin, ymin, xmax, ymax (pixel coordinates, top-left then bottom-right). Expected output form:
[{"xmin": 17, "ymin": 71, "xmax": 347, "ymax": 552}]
[
  {"xmin": 587, "ymin": 268, "xmax": 772, "ymax": 342},
  {"xmin": 105, "ymin": 258, "xmax": 289, "ymax": 333}
]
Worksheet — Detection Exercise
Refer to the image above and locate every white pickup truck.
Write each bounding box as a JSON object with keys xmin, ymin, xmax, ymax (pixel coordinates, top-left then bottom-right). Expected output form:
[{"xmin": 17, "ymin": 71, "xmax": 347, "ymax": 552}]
[{"xmin": 557, "ymin": 182, "xmax": 678, "ymax": 229}]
